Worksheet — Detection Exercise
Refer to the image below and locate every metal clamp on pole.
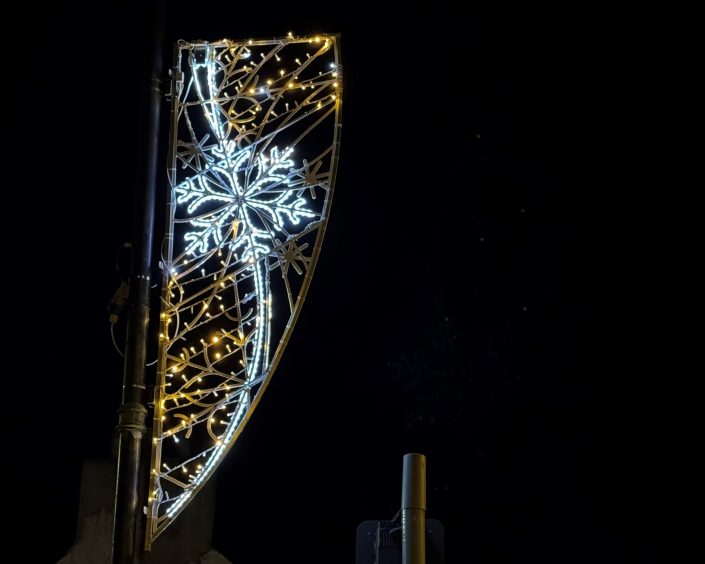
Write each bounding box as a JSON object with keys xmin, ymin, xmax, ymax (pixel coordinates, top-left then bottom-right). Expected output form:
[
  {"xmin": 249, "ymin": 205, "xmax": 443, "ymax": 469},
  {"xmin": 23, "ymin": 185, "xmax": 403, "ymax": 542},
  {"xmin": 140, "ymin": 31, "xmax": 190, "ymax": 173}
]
[{"xmin": 401, "ymin": 453, "xmax": 426, "ymax": 564}]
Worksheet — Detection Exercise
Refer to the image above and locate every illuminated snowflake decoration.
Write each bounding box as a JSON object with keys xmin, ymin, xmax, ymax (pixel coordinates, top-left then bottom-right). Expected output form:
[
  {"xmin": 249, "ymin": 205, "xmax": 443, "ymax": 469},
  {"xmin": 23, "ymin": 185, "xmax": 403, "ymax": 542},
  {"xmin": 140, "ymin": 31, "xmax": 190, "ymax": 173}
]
[
  {"xmin": 175, "ymin": 143, "xmax": 315, "ymax": 260},
  {"xmin": 146, "ymin": 35, "xmax": 341, "ymax": 547}
]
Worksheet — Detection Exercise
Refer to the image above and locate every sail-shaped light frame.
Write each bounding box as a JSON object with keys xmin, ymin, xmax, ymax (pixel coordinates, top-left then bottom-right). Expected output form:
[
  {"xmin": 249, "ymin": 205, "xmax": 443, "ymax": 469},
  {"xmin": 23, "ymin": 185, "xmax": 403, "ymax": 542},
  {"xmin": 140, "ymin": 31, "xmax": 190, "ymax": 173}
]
[{"xmin": 146, "ymin": 34, "xmax": 341, "ymax": 548}]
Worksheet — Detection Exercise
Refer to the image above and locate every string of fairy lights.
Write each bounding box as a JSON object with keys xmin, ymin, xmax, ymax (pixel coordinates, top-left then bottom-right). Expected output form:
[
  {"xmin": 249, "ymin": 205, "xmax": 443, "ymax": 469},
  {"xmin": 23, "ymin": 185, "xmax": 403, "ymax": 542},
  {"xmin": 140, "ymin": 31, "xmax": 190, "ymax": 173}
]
[{"xmin": 145, "ymin": 34, "xmax": 341, "ymax": 547}]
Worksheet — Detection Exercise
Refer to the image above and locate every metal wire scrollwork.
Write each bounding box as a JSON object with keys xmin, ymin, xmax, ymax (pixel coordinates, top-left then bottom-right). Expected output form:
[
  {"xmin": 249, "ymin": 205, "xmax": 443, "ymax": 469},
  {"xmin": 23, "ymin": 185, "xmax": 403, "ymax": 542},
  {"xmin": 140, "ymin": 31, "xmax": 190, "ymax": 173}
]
[{"xmin": 146, "ymin": 34, "xmax": 342, "ymax": 547}]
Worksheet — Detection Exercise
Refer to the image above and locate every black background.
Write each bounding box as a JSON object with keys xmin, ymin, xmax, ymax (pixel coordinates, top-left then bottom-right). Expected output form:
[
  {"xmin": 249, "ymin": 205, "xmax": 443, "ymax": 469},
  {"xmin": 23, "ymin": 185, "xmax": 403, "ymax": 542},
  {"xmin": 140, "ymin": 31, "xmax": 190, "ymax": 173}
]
[{"xmin": 7, "ymin": 2, "xmax": 687, "ymax": 563}]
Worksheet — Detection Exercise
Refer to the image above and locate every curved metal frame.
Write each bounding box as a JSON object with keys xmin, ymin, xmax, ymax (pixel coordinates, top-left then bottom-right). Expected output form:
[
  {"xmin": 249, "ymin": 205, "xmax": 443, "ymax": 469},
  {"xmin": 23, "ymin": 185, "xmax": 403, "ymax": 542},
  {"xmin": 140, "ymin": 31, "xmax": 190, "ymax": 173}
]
[{"xmin": 146, "ymin": 34, "xmax": 342, "ymax": 548}]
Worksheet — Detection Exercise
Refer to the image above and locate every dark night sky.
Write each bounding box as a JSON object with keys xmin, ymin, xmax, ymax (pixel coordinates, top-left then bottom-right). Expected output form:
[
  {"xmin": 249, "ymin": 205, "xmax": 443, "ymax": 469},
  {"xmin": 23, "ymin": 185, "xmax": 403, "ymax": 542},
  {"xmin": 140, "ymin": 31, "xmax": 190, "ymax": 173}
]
[{"xmin": 7, "ymin": 2, "xmax": 686, "ymax": 563}]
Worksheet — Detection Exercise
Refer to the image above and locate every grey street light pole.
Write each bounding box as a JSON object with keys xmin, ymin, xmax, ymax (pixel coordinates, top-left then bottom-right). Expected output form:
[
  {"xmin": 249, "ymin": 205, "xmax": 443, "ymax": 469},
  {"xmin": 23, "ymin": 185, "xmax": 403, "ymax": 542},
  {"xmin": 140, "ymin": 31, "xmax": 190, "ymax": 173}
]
[
  {"xmin": 111, "ymin": 2, "xmax": 165, "ymax": 562},
  {"xmin": 402, "ymin": 453, "xmax": 427, "ymax": 564}
]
